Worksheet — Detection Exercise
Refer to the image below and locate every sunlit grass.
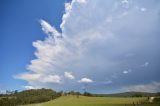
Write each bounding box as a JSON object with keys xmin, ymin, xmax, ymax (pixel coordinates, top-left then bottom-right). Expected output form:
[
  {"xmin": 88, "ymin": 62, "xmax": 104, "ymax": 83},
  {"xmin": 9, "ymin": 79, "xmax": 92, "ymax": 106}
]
[{"xmin": 23, "ymin": 95, "xmax": 148, "ymax": 106}]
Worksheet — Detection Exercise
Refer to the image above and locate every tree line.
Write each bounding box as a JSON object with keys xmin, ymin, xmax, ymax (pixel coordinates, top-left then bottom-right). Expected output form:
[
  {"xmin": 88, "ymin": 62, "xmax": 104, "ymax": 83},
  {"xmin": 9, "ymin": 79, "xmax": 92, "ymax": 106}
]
[{"xmin": 0, "ymin": 88, "xmax": 62, "ymax": 106}]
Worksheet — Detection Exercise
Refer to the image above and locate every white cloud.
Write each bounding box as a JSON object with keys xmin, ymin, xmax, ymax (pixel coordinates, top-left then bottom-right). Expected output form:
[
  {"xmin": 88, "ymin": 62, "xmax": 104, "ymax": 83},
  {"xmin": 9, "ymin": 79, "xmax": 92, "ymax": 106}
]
[
  {"xmin": 15, "ymin": 73, "xmax": 62, "ymax": 84},
  {"xmin": 123, "ymin": 69, "xmax": 131, "ymax": 74},
  {"xmin": 141, "ymin": 62, "xmax": 149, "ymax": 67},
  {"xmin": 123, "ymin": 71, "xmax": 129, "ymax": 74},
  {"xmin": 140, "ymin": 7, "xmax": 147, "ymax": 12},
  {"xmin": 122, "ymin": 81, "xmax": 160, "ymax": 93},
  {"xmin": 40, "ymin": 19, "xmax": 61, "ymax": 38},
  {"xmin": 121, "ymin": 0, "xmax": 129, "ymax": 4},
  {"xmin": 64, "ymin": 72, "xmax": 75, "ymax": 79},
  {"xmin": 14, "ymin": 73, "xmax": 41, "ymax": 81},
  {"xmin": 60, "ymin": 2, "xmax": 72, "ymax": 29},
  {"xmin": 23, "ymin": 85, "xmax": 37, "ymax": 89},
  {"xmin": 78, "ymin": 78, "xmax": 93, "ymax": 83},
  {"xmin": 121, "ymin": 0, "xmax": 130, "ymax": 8},
  {"xmin": 76, "ymin": 0, "xmax": 86, "ymax": 3},
  {"xmin": 42, "ymin": 75, "xmax": 61, "ymax": 83}
]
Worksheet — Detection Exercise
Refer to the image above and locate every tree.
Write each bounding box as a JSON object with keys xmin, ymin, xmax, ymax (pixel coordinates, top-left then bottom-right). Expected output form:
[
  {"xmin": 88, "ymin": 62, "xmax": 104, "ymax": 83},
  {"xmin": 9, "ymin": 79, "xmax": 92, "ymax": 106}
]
[
  {"xmin": 132, "ymin": 93, "xmax": 142, "ymax": 97},
  {"xmin": 157, "ymin": 92, "xmax": 160, "ymax": 96},
  {"xmin": 83, "ymin": 92, "xmax": 92, "ymax": 96}
]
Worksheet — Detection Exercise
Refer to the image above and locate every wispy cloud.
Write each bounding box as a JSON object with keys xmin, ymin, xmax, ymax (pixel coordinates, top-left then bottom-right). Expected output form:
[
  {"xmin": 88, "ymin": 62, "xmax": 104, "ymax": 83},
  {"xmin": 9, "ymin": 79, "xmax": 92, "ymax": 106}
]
[{"xmin": 40, "ymin": 19, "xmax": 61, "ymax": 38}]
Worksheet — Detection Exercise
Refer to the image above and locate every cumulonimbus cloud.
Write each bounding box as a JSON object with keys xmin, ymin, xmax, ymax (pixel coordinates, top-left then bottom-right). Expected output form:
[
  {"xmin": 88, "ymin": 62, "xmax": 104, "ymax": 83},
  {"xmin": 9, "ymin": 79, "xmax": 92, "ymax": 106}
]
[{"xmin": 15, "ymin": 0, "xmax": 160, "ymax": 92}]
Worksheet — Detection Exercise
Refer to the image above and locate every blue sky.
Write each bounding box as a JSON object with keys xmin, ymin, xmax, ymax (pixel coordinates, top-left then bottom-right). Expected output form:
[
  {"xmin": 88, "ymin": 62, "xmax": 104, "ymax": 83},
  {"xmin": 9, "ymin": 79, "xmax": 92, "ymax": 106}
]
[
  {"xmin": 1, "ymin": 0, "xmax": 160, "ymax": 93},
  {"xmin": 0, "ymin": 0, "xmax": 69, "ymax": 91}
]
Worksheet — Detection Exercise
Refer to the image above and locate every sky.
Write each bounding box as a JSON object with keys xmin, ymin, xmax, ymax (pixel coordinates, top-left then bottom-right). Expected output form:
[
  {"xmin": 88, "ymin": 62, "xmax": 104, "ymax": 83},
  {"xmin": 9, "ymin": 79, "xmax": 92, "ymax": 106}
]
[{"xmin": 0, "ymin": 0, "xmax": 160, "ymax": 94}]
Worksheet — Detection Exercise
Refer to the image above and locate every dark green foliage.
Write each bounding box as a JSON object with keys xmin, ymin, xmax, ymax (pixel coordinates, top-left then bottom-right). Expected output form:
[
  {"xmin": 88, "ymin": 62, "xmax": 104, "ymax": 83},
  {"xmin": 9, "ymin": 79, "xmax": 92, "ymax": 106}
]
[
  {"xmin": 83, "ymin": 92, "xmax": 93, "ymax": 96},
  {"xmin": 0, "ymin": 88, "xmax": 61, "ymax": 106},
  {"xmin": 156, "ymin": 92, "xmax": 160, "ymax": 96},
  {"xmin": 15, "ymin": 88, "xmax": 57, "ymax": 104},
  {"xmin": 67, "ymin": 91, "xmax": 81, "ymax": 96},
  {"xmin": 132, "ymin": 93, "xmax": 142, "ymax": 97},
  {"xmin": 0, "ymin": 97, "xmax": 18, "ymax": 106},
  {"xmin": 154, "ymin": 97, "xmax": 160, "ymax": 103}
]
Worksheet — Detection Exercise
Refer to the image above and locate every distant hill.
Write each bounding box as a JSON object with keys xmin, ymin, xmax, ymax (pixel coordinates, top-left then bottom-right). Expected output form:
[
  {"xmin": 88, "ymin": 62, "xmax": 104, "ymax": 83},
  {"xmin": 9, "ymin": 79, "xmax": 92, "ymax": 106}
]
[{"xmin": 94, "ymin": 91, "xmax": 158, "ymax": 97}]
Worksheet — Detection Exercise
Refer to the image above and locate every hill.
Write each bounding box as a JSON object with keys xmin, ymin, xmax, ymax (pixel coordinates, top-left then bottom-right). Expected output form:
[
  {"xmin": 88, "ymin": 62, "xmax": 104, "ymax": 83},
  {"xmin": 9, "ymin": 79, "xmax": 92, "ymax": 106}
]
[
  {"xmin": 0, "ymin": 88, "xmax": 62, "ymax": 106},
  {"xmin": 94, "ymin": 91, "xmax": 158, "ymax": 97}
]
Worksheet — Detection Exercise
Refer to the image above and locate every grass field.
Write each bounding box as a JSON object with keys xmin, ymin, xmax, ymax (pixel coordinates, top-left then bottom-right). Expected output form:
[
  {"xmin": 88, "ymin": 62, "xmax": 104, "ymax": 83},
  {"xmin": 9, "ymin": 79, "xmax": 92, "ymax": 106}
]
[{"xmin": 23, "ymin": 95, "xmax": 151, "ymax": 106}]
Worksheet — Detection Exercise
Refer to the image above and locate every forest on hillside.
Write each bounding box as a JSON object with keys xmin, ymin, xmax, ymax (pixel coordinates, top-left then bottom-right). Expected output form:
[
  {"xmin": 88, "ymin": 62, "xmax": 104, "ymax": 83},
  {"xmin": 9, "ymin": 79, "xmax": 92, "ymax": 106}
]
[{"xmin": 0, "ymin": 88, "xmax": 62, "ymax": 106}]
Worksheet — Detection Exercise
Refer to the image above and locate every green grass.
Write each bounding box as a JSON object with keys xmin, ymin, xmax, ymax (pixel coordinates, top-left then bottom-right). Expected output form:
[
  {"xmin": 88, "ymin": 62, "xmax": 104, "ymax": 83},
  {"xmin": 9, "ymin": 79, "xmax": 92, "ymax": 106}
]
[{"xmin": 22, "ymin": 95, "xmax": 148, "ymax": 106}]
